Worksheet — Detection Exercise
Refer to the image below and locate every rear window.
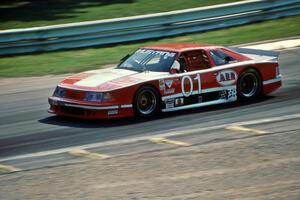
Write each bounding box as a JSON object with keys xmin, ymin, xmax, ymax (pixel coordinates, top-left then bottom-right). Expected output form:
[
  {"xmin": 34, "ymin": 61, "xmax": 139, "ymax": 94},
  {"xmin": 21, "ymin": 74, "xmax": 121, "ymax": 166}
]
[{"xmin": 210, "ymin": 49, "xmax": 237, "ymax": 66}]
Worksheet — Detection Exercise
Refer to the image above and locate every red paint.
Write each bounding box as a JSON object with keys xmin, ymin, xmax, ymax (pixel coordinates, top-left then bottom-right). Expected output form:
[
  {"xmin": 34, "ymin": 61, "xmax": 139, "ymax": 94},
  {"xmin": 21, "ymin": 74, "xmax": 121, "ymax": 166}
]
[
  {"xmin": 143, "ymin": 43, "xmax": 214, "ymax": 52},
  {"xmin": 48, "ymin": 43, "xmax": 282, "ymax": 119},
  {"xmin": 263, "ymin": 81, "xmax": 282, "ymax": 95}
]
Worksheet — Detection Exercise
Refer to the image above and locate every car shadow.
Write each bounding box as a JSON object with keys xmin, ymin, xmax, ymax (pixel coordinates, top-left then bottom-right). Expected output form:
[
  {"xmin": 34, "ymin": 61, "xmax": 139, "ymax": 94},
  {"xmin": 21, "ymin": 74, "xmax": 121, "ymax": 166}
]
[
  {"xmin": 0, "ymin": 95, "xmax": 276, "ymax": 151},
  {"xmin": 39, "ymin": 95, "xmax": 275, "ymax": 128}
]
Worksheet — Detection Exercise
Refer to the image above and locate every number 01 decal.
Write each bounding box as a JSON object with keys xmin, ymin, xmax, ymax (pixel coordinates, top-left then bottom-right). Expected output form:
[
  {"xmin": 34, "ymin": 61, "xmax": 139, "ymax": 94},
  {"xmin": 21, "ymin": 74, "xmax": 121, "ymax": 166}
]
[{"xmin": 181, "ymin": 74, "xmax": 201, "ymax": 97}]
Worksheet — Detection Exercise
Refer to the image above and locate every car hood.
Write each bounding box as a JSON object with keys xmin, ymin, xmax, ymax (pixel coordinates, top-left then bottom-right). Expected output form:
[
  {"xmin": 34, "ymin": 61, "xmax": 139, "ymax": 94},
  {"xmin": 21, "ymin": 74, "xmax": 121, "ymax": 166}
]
[{"xmin": 59, "ymin": 67, "xmax": 167, "ymax": 91}]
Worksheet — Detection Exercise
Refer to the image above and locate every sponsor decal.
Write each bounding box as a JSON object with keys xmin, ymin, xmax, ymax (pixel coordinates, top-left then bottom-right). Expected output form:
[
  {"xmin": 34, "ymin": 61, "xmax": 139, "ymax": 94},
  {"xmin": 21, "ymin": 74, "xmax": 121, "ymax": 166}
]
[
  {"xmin": 165, "ymin": 98, "xmax": 175, "ymax": 109},
  {"xmin": 159, "ymin": 79, "xmax": 165, "ymax": 90},
  {"xmin": 216, "ymin": 70, "xmax": 237, "ymax": 86},
  {"xmin": 160, "ymin": 79, "xmax": 175, "ymax": 94},
  {"xmin": 164, "ymin": 88, "xmax": 175, "ymax": 94},
  {"xmin": 219, "ymin": 90, "xmax": 227, "ymax": 99},
  {"xmin": 108, "ymin": 110, "xmax": 118, "ymax": 115},
  {"xmin": 137, "ymin": 49, "xmax": 176, "ymax": 59},
  {"xmin": 219, "ymin": 88, "xmax": 237, "ymax": 100},
  {"xmin": 175, "ymin": 98, "xmax": 184, "ymax": 106},
  {"xmin": 165, "ymin": 79, "xmax": 173, "ymax": 88},
  {"xmin": 227, "ymin": 88, "xmax": 237, "ymax": 100}
]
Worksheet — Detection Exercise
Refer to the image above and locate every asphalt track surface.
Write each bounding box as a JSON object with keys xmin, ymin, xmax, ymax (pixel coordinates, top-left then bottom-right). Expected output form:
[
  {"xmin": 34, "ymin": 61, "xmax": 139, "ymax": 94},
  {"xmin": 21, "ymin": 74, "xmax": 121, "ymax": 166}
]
[{"xmin": 0, "ymin": 47, "xmax": 299, "ymax": 172}]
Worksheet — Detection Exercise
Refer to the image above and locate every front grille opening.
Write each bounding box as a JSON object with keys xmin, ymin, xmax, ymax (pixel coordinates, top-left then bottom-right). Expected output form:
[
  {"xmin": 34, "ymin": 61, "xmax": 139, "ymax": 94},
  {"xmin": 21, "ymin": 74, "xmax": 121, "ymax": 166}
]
[{"xmin": 61, "ymin": 106, "xmax": 85, "ymax": 116}]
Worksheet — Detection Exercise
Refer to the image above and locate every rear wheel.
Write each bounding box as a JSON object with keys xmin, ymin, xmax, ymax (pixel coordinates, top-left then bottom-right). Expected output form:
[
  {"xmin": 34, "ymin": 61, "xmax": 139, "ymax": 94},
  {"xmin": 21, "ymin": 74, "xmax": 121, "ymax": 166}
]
[
  {"xmin": 237, "ymin": 69, "xmax": 262, "ymax": 101},
  {"xmin": 133, "ymin": 86, "xmax": 160, "ymax": 117}
]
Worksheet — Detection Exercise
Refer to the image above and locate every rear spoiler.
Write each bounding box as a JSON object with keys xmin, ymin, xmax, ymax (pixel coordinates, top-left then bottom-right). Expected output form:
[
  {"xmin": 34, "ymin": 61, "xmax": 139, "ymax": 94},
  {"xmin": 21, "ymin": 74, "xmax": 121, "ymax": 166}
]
[{"xmin": 228, "ymin": 47, "xmax": 279, "ymax": 62}]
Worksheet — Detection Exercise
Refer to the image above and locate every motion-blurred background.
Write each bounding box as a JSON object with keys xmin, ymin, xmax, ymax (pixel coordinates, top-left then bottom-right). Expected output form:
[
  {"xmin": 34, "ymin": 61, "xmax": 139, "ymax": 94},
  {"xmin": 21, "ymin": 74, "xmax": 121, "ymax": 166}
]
[{"xmin": 0, "ymin": 0, "xmax": 299, "ymax": 77}]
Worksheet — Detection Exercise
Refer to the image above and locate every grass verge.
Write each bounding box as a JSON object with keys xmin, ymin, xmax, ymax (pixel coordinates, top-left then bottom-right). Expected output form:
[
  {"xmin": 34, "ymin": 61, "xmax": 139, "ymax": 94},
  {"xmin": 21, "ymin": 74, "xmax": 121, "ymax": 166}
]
[
  {"xmin": 0, "ymin": 0, "xmax": 241, "ymax": 30},
  {"xmin": 0, "ymin": 15, "xmax": 299, "ymax": 78}
]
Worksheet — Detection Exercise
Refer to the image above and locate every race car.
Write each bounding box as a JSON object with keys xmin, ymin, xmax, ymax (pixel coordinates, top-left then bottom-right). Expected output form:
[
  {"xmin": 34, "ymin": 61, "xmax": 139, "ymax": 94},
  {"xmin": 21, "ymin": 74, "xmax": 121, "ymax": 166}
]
[{"xmin": 48, "ymin": 43, "xmax": 282, "ymax": 119}]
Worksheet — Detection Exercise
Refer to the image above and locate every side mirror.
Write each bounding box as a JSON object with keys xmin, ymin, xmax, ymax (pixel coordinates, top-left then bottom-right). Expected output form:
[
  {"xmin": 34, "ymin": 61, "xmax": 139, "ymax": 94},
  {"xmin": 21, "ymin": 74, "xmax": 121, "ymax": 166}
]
[{"xmin": 170, "ymin": 60, "xmax": 180, "ymax": 74}]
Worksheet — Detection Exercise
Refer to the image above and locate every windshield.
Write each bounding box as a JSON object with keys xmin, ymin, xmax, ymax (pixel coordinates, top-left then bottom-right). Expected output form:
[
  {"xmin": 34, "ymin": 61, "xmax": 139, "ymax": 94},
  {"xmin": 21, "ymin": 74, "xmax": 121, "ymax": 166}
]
[{"xmin": 117, "ymin": 48, "xmax": 177, "ymax": 72}]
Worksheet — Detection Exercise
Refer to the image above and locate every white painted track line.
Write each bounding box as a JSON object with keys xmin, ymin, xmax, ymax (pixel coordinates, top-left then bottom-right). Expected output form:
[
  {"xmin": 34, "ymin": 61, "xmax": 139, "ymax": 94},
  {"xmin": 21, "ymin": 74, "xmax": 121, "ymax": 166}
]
[
  {"xmin": 0, "ymin": 113, "xmax": 299, "ymax": 162},
  {"xmin": 69, "ymin": 149, "xmax": 110, "ymax": 159},
  {"xmin": 0, "ymin": 164, "xmax": 21, "ymax": 173},
  {"xmin": 244, "ymin": 39, "xmax": 300, "ymax": 50},
  {"xmin": 225, "ymin": 125, "xmax": 269, "ymax": 134},
  {"xmin": 149, "ymin": 137, "xmax": 191, "ymax": 147}
]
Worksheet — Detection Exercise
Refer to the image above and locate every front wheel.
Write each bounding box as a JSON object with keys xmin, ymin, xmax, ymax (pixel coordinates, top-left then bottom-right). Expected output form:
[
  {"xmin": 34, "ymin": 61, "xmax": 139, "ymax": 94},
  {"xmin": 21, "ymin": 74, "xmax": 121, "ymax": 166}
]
[
  {"xmin": 133, "ymin": 86, "xmax": 160, "ymax": 117},
  {"xmin": 237, "ymin": 69, "xmax": 262, "ymax": 101}
]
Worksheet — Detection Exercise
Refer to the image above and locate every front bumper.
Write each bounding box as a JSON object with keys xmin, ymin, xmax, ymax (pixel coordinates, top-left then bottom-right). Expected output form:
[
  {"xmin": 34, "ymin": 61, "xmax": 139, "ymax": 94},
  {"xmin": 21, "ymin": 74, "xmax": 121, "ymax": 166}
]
[{"xmin": 48, "ymin": 97, "xmax": 134, "ymax": 119}]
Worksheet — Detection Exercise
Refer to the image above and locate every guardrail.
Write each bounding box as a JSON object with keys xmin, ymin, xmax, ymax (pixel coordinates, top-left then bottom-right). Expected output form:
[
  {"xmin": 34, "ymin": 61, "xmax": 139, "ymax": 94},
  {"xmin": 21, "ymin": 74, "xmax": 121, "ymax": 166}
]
[{"xmin": 1, "ymin": 0, "xmax": 300, "ymax": 56}]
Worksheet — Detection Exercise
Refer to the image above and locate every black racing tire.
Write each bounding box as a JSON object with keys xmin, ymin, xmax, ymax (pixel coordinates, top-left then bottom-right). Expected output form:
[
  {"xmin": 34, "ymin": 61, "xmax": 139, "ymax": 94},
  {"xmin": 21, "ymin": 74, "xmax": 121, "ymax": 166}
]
[
  {"xmin": 133, "ymin": 86, "xmax": 160, "ymax": 117},
  {"xmin": 237, "ymin": 69, "xmax": 262, "ymax": 101}
]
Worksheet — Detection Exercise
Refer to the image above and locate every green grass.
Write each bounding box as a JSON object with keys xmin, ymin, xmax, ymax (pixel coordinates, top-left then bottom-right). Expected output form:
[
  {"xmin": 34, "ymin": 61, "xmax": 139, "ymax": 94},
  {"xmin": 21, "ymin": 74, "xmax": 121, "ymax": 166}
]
[
  {"xmin": 0, "ymin": 15, "xmax": 300, "ymax": 77},
  {"xmin": 0, "ymin": 0, "xmax": 242, "ymax": 30}
]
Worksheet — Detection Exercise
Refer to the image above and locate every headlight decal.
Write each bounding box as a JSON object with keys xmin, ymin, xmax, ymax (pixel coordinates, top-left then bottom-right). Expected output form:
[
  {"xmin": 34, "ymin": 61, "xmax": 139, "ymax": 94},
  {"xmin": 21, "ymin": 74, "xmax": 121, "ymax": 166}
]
[
  {"xmin": 85, "ymin": 92, "xmax": 113, "ymax": 102},
  {"xmin": 53, "ymin": 86, "xmax": 66, "ymax": 98},
  {"xmin": 102, "ymin": 93, "xmax": 113, "ymax": 102},
  {"xmin": 85, "ymin": 92, "xmax": 103, "ymax": 102}
]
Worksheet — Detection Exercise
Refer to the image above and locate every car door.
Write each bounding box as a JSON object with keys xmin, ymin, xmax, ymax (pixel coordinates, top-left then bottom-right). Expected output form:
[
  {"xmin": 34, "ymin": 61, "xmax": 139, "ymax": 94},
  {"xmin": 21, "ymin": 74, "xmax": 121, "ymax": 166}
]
[{"xmin": 178, "ymin": 49, "xmax": 216, "ymax": 103}]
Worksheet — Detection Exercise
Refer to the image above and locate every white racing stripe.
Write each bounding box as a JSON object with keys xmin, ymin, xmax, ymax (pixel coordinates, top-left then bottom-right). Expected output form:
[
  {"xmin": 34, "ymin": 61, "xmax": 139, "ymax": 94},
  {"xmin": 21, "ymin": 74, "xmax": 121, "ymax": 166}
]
[
  {"xmin": 162, "ymin": 75, "xmax": 281, "ymax": 103},
  {"xmin": 50, "ymin": 97, "xmax": 132, "ymax": 110},
  {"xmin": 0, "ymin": 113, "xmax": 299, "ymax": 162},
  {"xmin": 63, "ymin": 103, "xmax": 119, "ymax": 110},
  {"xmin": 263, "ymin": 76, "xmax": 282, "ymax": 85},
  {"xmin": 74, "ymin": 68, "xmax": 136, "ymax": 87},
  {"xmin": 162, "ymin": 98, "xmax": 230, "ymax": 112},
  {"xmin": 120, "ymin": 104, "xmax": 133, "ymax": 108},
  {"xmin": 162, "ymin": 86, "xmax": 236, "ymax": 101}
]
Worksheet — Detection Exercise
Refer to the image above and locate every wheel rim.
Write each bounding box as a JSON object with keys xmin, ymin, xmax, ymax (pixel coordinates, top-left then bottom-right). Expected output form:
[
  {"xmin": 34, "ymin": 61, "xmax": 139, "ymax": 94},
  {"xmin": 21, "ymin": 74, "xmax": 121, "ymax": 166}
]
[
  {"xmin": 240, "ymin": 73, "xmax": 259, "ymax": 97},
  {"xmin": 137, "ymin": 90, "xmax": 157, "ymax": 115}
]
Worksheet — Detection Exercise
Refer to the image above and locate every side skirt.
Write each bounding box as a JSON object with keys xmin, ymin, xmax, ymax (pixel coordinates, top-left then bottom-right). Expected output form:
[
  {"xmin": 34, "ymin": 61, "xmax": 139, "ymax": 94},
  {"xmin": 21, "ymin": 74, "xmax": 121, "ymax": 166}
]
[
  {"xmin": 162, "ymin": 98, "xmax": 235, "ymax": 112},
  {"xmin": 162, "ymin": 86, "xmax": 237, "ymax": 112}
]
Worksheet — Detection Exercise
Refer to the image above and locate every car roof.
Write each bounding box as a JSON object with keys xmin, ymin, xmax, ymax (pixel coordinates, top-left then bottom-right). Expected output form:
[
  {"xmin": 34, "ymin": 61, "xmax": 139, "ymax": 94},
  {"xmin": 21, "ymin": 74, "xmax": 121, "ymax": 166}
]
[{"xmin": 142, "ymin": 43, "xmax": 218, "ymax": 52}]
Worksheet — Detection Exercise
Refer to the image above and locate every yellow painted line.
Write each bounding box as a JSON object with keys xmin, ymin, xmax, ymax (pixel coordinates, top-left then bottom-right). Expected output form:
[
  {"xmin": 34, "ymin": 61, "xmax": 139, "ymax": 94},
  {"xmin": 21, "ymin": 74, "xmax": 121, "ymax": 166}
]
[
  {"xmin": 0, "ymin": 164, "xmax": 21, "ymax": 173},
  {"xmin": 226, "ymin": 125, "xmax": 269, "ymax": 134},
  {"xmin": 149, "ymin": 137, "xmax": 191, "ymax": 147},
  {"xmin": 69, "ymin": 149, "xmax": 110, "ymax": 160}
]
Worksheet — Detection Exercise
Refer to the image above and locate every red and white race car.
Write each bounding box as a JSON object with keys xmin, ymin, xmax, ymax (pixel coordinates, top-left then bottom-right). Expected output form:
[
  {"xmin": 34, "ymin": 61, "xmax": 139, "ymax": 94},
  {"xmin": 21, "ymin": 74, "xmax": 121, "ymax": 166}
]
[{"xmin": 48, "ymin": 43, "xmax": 282, "ymax": 119}]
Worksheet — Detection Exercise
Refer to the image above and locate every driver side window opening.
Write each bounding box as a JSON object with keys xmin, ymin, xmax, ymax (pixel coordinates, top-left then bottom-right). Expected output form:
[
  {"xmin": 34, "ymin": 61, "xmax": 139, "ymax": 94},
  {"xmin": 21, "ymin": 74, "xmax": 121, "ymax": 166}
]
[
  {"xmin": 178, "ymin": 56, "xmax": 187, "ymax": 73},
  {"xmin": 177, "ymin": 50, "xmax": 211, "ymax": 72}
]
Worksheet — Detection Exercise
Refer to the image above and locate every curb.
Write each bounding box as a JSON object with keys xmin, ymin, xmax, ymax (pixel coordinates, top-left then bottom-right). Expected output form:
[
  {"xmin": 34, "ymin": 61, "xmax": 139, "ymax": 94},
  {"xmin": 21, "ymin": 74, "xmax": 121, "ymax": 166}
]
[{"xmin": 238, "ymin": 36, "xmax": 300, "ymax": 50}]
